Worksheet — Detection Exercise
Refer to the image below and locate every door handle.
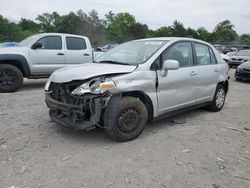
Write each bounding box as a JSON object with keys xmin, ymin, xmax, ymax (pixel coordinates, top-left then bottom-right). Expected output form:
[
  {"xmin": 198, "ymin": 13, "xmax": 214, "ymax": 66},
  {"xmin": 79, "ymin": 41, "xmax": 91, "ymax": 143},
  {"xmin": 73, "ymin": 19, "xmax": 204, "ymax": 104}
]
[
  {"xmin": 83, "ymin": 53, "xmax": 90, "ymax": 56},
  {"xmin": 190, "ymin": 71, "xmax": 197, "ymax": 76},
  {"xmin": 57, "ymin": 52, "xmax": 64, "ymax": 56},
  {"xmin": 214, "ymin": 68, "xmax": 219, "ymax": 72}
]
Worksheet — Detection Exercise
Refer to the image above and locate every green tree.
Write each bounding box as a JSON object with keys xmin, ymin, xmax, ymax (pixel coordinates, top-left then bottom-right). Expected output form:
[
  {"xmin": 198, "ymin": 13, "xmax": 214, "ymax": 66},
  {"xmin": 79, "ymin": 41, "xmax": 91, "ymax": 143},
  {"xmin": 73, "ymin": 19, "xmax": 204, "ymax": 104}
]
[
  {"xmin": 0, "ymin": 15, "xmax": 27, "ymax": 42},
  {"xmin": 87, "ymin": 10, "xmax": 106, "ymax": 45},
  {"xmin": 19, "ymin": 18, "xmax": 40, "ymax": 33},
  {"xmin": 105, "ymin": 12, "xmax": 136, "ymax": 43},
  {"xmin": 153, "ymin": 26, "xmax": 172, "ymax": 37},
  {"xmin": 36, "ymin": 12, "xmax": 61, "ymax": 32},
  {"xmin": 56, "ymin": 10, "xmax": 106, "ymax": 45},
  {"xmin": 186, "ymin": 27, "xmax": 198, "ymax": 38},
  {"xmin": 171, "ymin": 20, "xmax": 187, "ymax": 37},
  {"xmin": 104, "ymin": 11, "xmax": 115, "ymax": 27},
  {"xmin": 196, "ymin": 27, "xmax": 211, "ymax": 42},
  {"xmin": 213, "ymin": 20, "xmax": 237, "ymax": 44},
  {"xmin": 240, "ymin": 34, "xmax": 250, "ymax": 44},
  {"xmin": 57, "ymin": 12, "xmax": 81, "ymax": 34}
]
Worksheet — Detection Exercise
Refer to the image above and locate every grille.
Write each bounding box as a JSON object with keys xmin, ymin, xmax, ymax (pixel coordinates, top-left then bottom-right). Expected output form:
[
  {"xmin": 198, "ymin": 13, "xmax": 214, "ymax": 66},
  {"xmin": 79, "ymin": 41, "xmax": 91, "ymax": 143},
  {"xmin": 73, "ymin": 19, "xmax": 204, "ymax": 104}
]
[
  {"xmin": 243, "ymin": 68, "xmax": 250, "ymax": 72},
  {"xmin": 232, "ymin": 58, "xmax": 242, "ymax": 61},
  {"xmin": 49, "ymin": 82, "xmax": 87, "ymax": 105},
  {"xmin": 48, "ymin": 82, "xmax": 93, "ymax": 122}
]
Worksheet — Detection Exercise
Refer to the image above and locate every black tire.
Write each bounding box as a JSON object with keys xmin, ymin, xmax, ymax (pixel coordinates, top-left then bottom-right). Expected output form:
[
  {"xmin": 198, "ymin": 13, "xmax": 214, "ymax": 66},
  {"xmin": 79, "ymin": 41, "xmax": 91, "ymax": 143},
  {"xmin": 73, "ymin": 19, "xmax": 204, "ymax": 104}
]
[
  {"xmin": 105, "ymin": 96, "xmax": 148, "ymax": 142},
  {"xmin": 0, "ymin": 64, "xmax": 23, "ymax": 92},
  {"xmin": 207, "ymin": 84, "xmax": 226, "ymax": 112},
  {"xmin": 235, "ymin": 77, "xmax": 242, "ymax": 81}
]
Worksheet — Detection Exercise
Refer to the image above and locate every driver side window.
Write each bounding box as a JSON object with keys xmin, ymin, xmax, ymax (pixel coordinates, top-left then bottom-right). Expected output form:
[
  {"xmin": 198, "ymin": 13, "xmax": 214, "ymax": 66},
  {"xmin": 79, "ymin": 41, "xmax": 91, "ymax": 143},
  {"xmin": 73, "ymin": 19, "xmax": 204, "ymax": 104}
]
[
  {"xmin": 162, "ymin": 42, "xmax": 193, "ymax": 67},
  {"xmin": 36, "ymin": 36, "xmax": 62, "ymax": 50}
]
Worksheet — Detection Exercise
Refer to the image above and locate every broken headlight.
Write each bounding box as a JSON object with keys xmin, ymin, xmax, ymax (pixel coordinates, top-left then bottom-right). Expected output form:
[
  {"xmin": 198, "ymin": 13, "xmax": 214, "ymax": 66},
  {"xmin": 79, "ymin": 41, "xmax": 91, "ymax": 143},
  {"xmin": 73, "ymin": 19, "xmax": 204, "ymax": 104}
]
[
  {"xmin": 71, "ymin": 78, "xmax": 117, "ymax": 95},
  {"xmin": 45, "ymin": 75, "xmax": 53, "ymax": 91}
]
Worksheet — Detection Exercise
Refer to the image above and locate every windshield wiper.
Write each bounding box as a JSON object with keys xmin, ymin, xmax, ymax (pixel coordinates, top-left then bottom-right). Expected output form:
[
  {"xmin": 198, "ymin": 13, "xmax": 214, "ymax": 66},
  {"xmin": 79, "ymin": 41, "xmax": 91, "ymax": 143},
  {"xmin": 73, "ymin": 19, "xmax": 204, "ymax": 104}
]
[{"xmin": 98, "ymin": 60, "xmax": 131, "ymax": 65}]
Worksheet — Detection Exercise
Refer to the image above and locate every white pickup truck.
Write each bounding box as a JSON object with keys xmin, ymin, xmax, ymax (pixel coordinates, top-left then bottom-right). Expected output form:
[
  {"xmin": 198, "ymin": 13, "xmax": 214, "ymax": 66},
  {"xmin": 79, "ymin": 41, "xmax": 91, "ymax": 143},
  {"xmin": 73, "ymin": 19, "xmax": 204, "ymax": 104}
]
[{"xmin": 0, "ymin": 33, "xmax": 102, "ymax": 92}]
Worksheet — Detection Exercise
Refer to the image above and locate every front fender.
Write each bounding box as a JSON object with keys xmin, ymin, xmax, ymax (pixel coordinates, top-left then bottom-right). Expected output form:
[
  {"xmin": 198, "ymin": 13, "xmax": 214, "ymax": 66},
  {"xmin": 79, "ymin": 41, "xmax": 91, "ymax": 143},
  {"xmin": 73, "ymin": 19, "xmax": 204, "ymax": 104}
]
[{"xmin": 0, "ymin": 54, "xmax": 30, "ymax": 76}]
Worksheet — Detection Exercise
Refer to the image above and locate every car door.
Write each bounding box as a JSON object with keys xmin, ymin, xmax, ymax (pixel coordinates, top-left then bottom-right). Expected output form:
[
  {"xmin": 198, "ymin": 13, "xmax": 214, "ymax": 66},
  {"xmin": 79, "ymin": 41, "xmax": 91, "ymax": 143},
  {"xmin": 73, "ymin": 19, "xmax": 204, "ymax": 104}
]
[
  {"xmin": 65, "ymin": 37, "xmax": 92, "ymax": 64},
  {"xmin": 156, "ymin": 41, "xmax": 198, "ymax": 115},
  {"xmin": 29, "ymin": 35, "xmax": 65, "ymax": 75},
  {"xmin": 192, "ymin": 43, "xmax": 219, "ymax": 103}
]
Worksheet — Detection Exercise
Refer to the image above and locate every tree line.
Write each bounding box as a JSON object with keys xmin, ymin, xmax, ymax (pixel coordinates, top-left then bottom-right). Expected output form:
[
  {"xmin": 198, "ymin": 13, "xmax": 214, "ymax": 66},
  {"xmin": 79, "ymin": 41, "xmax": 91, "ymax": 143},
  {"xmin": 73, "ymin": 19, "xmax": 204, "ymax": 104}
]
[{"xmin": 0, "ymin": 9, "xmax": 250, "ymax": 45}]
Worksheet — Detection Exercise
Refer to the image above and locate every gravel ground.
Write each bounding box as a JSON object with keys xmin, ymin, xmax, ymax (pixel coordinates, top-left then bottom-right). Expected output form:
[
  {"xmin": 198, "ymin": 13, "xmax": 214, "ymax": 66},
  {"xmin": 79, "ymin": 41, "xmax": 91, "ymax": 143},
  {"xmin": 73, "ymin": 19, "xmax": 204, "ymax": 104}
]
[{"xmin": 0, "ymin": 70, "xmax": 250, "ymax": 188}]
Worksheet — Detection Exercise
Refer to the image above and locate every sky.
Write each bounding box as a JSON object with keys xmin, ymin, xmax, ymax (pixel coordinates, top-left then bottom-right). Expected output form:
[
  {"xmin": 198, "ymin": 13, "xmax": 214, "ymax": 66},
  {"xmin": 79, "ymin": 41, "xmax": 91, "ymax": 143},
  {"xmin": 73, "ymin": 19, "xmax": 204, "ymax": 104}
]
[{"xmin": 0, "ymin": 0, "xmax": 250, "ymax": 34}]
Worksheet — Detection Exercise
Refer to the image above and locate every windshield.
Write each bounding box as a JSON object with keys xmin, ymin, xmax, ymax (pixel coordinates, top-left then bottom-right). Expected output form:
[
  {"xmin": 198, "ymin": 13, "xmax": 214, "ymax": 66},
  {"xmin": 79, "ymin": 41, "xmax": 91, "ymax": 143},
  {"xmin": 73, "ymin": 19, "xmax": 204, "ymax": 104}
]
[
  {"xmin": 19, "ymin": 35, "xmax": 39, "ymax": 47},
  {"xmin": 236, "ymin": 50, "xmax": 250, "ymax": 56},
  {"xmin": 96, "ymin": 40, "xmax": 168, "ymax": 65}
]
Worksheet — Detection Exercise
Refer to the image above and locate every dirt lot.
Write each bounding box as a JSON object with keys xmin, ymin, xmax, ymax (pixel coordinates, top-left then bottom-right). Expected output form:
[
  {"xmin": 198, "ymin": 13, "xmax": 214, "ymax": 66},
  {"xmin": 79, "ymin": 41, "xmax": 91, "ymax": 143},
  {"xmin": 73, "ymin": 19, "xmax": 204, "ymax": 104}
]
[{"xmin": 0, "ymin": 70, "xmax": 250, "ymax": 188}]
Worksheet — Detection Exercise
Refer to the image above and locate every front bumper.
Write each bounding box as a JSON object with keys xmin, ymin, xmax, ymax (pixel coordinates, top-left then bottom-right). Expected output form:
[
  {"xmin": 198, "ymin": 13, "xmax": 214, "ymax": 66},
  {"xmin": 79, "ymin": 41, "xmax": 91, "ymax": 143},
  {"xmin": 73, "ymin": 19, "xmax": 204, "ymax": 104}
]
[
  {"xmin": 235, "ymin": 69, "xmax": 250, "ymax": 80},
  {"xmin": 45, "ymin": 93, "xmax": 104, "ymax": 130}
]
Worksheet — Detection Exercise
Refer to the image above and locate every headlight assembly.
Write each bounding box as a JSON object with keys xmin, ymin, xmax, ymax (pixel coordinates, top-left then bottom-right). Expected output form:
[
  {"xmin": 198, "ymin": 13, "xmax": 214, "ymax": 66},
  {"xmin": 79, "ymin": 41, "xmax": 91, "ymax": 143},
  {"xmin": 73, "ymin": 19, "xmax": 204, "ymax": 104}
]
[
  {"xmin": 71, "ymin": 78, "xmax": 117, "ymax": 95},
  {"xmin": 45, "ymin": 75, "xmax": 53, "ymax": 91}
]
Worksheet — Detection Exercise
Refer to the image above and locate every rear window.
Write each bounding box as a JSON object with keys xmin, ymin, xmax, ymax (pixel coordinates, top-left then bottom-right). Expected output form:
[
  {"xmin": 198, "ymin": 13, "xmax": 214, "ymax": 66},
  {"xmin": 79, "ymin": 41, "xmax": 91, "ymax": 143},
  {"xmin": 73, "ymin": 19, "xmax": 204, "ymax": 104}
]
[{"xmin": 66, "ymin": 37, "xmax": 86, "ymax": 50}]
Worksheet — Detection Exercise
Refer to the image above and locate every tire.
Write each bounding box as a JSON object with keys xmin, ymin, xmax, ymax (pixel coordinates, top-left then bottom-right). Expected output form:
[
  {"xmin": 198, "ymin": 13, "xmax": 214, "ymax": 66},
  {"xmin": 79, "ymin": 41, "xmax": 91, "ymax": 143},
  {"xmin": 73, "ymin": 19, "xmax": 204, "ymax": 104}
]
[
  {"xmin": 105, "ymin": 96, "xmax": 148, "ymax": 142},
  {"xmin": 0, "ymin": 64, "xmax": 23, "ymax": 92},
  {"xmin": 207, "ymin": 84, "xmax": 226, "ymax": 112},
  {"xmin": 235, "ymin": 77, "xmax": 242, "ymax": 82}
]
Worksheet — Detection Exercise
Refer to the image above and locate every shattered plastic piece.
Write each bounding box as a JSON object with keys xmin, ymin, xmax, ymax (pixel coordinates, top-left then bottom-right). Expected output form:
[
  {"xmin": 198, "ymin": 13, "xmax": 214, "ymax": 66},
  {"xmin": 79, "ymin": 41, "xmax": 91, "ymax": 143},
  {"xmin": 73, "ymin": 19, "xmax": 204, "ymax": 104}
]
[
  {"xmin": 244, "ymin": 127, "xmax": 249, "ymax": 131},
  {"xmin": 182, "ymin": 149, "xmax": 191, "ymax": 153},
  {"xmin": 0, "ymin": 138, "xmax": 6, "ymax": 145},
  {"xmin": 171, "ymin": 120, "xmax": 186, "ymax": 124},
  {"xmin": 62, "ymin": 155, "xmax": 73, "ymax": 162}
]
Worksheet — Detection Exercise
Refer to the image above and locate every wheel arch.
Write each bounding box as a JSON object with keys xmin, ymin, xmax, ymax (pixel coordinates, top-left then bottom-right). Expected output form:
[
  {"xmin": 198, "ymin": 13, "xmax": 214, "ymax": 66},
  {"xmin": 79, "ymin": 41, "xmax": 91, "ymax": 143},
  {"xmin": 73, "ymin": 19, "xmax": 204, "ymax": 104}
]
[
  {"xmin": 218, "ymin": 80, "xmax": 229, "ymax": 94},
  {"xmin": 122, "ymin": 90, "xmax": 154, "ymax": 122},
  {"xmin": 0, "ymin": 54, "xmax": 30, "ymax": 77}
]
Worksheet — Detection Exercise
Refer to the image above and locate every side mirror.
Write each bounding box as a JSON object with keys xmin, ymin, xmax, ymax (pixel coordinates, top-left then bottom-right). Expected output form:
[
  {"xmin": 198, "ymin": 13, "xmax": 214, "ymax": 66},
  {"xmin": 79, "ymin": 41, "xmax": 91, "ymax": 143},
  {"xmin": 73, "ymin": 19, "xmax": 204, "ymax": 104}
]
[
  {"xmin": 161, "ymin": 59, "xmax": 179, "ymax": 77},
  {"xmin": 31, "ymin": 42, "xmax": 43, "ymax": 49}
]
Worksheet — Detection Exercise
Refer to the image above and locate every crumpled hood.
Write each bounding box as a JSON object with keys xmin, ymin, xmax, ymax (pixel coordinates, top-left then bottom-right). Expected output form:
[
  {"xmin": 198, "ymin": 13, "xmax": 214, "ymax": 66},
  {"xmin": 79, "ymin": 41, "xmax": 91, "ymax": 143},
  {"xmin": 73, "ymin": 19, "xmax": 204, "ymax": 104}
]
[{"xmin": 51, "ymin": 62, "xmax": 137, "ymax": 83}]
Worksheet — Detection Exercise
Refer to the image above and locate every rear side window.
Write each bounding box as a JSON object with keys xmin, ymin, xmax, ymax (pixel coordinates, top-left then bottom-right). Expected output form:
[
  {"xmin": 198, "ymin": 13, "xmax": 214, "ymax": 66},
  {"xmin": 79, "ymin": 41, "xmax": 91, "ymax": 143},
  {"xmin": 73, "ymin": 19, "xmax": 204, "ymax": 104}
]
[
  {"xmin": 194, "ymin": 43, "xmax": 216, "ymax": 65},
  {"xmin": 36, "ymin": 36, "xmax": 62, "ymax": 50},
  {"xmin": 66, "ymin": 37, "xmax": 86, "ymax": 50}
]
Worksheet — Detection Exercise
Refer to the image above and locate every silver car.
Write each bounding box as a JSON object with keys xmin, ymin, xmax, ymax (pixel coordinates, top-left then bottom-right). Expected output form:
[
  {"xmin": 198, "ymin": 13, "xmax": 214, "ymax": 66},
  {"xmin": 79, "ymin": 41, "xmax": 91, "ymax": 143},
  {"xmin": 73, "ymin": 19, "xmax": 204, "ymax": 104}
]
[
  {"xmin": 228, "ymin": 50, "xmax": 250, "ymax": 67},
  {"xmin": 45, "ymin": 37, "xmax": 229, "ymax": 141}
]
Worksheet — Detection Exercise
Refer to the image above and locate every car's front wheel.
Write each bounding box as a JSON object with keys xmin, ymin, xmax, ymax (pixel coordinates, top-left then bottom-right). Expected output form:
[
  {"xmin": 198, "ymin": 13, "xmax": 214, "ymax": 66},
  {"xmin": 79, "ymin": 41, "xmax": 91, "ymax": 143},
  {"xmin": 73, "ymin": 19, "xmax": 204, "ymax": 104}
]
[
  {"xmin": 207, "ymin": 84, "xmax": 226, "ymax": 112},
  {"xmin": 0, "ymin": 64, "xmax": 23, "ymax": 92},
  {"xmin": 105, "ymin": 96, "xmax": 148, "ymax": 142}
]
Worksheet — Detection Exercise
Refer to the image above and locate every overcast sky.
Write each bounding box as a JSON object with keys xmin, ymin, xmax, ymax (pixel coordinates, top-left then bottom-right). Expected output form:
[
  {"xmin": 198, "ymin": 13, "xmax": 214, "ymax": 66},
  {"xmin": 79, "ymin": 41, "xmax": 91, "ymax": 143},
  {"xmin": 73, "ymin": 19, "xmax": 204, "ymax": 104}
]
[{"xmin": 1, "ymin": 0, "xmax": 249, "ymax": 34}]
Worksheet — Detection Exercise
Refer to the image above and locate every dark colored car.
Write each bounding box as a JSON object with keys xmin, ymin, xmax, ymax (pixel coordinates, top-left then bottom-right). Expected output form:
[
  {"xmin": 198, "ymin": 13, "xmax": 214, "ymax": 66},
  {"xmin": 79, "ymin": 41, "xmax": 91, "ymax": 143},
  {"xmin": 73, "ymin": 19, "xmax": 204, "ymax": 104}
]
[{"xmin": 235, "ymin": 61, "xmax": 250, "ymax": 81}]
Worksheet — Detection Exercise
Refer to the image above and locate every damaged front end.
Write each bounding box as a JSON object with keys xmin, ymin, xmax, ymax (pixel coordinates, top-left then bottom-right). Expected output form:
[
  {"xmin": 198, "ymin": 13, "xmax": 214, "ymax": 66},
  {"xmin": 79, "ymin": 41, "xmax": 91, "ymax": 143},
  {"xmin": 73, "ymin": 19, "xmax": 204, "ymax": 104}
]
[{"xmin": 45, "ymin": 78, "xmax": 121, "ymax": 131}]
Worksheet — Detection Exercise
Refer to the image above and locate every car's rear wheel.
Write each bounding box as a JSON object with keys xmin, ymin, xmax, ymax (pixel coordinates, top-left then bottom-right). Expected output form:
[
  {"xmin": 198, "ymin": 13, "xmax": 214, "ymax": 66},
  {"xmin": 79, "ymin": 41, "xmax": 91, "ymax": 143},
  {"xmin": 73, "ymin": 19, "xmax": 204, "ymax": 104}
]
[
  {"xmin": 0, "ymin": 64, "xmax": 23, "ymax": 92},
  {"xmin": 207, "ymin": 84, "xmax": 226, "ymax": 112},
  {"xmin": 105, "ymin": 96, "xmax": 148, "ymax": 142}
]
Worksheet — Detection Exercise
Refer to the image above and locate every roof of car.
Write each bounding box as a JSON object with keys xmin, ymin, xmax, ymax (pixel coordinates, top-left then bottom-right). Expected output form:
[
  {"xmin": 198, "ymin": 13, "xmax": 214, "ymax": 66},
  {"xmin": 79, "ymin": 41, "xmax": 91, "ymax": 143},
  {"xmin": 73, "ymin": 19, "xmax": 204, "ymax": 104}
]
[
  {"xmin": 38, "ymin": 33, "xmax": 87, "ymax": 38},
  {"xmin": 136, "ymin": 37, "xmax": 210, "ymax": 44}
]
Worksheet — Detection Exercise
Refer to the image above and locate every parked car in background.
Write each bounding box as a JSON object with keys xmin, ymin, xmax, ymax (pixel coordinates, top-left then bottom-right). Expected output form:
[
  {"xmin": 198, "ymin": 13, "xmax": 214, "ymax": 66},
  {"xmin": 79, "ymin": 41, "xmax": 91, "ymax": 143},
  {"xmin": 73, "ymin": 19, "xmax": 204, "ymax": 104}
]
[
  {"xmin": 218, "ymin": 45, "xmax": 233, "ymax": 54},
  {"xmin": 0, "ymin": 33, "xmax": 102, "ymax": 92},
  {"xmin": 96, "ymin": 44, "xmax": 118, "ymax": 52},
  {"xmin": 228, "ymin": 50, "xmax": 250, "ymax": 68},
  {"xmin": 235, "ymin": 61, "xmax": 250, "ymax": 81},
  {"xmin": 45, "ymin": 37, "xmax": 229, "ymax": 141},
  {"xmin": 226, "ymin": 51, "xmax": 238, "ymax": 57}
]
